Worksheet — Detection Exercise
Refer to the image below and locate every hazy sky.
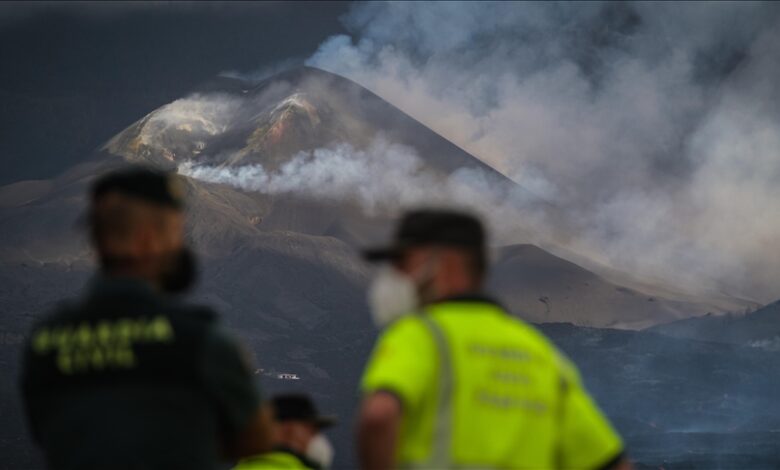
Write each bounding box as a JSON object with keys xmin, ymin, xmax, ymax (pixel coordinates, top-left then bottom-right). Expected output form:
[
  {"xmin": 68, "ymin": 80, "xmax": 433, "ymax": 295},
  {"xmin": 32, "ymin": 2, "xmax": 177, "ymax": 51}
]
[{"xmin": 0, "ymin": 1, "xmax": 351, "ymax": 183}]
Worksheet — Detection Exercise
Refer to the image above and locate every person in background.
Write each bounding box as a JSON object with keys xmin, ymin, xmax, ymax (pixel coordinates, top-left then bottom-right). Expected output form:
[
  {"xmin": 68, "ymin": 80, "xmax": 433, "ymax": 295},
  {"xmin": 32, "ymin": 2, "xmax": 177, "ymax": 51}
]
[
  {"xmin": 20, "ymin": 166, "xmax": 271, "ymax": 470},
  {"xmin": 235, "ymin": 393, "xmax": 336, "ymax": 470},
  {"xmin": 357, "ymin": 209, "xmax": 632, "ymax": 470}
]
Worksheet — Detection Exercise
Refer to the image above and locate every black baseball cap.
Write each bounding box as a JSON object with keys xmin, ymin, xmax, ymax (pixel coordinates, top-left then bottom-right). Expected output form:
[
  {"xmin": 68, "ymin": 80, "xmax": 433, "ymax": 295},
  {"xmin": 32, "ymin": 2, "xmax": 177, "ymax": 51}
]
[
  {"xmin": 272, "ymin": 394, "xmax": 337, "ymax": 429},
  {"xmin": 91, "ymin": 166, "xmax": 186, "ymax": 209},
  {"xmin": 363, "ymin": 209, "xmax": 486, "ymax": 262}
]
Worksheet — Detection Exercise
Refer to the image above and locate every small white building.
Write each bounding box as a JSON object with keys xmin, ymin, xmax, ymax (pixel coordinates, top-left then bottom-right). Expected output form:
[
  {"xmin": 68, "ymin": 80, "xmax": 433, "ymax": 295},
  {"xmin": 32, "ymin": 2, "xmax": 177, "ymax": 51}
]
[{"xmin": 277, "ymin": 373, "xmax": 300, "ymax": 380}]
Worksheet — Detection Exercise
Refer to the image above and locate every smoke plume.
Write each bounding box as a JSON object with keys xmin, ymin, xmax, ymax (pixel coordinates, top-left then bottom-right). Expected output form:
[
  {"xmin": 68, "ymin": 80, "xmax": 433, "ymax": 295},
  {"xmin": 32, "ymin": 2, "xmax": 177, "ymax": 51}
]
[{"xmin": 301, "ymin": 2, "xmax": 780, "ymax": 301}]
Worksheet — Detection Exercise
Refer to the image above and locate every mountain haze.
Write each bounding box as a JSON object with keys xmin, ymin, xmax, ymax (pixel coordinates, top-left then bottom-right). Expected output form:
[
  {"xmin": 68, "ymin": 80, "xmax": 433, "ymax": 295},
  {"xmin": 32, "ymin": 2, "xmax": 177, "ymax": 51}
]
[{"xmin": 648, "ymin": 300, "xmax": 780, "ymax": 347}]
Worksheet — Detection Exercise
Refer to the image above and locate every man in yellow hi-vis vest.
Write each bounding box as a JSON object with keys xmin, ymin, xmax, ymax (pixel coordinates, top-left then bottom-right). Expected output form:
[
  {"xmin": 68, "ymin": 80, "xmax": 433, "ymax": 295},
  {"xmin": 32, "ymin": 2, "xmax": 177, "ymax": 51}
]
[
  {"xmin": 357, "ymin": 209, "xmax": 631, "ymax": 470},
  {"xmin": 235, "ymin": 394, "xmax": 337, "ymax": 470}
]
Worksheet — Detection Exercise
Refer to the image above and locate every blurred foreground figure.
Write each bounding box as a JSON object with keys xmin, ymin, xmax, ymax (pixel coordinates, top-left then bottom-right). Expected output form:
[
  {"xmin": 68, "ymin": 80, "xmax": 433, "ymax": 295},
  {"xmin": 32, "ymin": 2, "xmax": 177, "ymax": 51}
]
[
  {"xmin": 235, "ymin": 393, "xmax": 336, "ymax": 470},
  {"xmin": 20, "ymin": 167, "xmax": 270, "ymax": 470},
  {"xmin": 358, "ymin": 209, "xmax": 631, "ymax": 470}
]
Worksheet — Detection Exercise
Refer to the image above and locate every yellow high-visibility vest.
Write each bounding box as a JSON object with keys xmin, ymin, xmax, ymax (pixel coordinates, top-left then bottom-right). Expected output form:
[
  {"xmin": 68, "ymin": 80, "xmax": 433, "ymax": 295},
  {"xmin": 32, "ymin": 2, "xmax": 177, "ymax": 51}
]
[{"xmin": 361, "ymin": 298, "xmax": 624, "ymax": 469}]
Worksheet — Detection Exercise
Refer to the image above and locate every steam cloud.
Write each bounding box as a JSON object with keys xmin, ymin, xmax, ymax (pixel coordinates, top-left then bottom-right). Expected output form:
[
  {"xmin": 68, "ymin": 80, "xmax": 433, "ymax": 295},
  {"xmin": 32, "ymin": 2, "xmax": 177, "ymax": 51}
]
[{"xmin": 301, "ymin": 2, "xmax": 780, "ymax": 302}]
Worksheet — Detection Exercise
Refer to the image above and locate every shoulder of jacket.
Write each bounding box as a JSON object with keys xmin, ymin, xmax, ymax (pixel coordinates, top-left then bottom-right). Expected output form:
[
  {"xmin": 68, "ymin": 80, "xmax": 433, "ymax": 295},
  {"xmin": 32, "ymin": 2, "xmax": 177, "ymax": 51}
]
[{"xmin": 166, "ymin": 301, "xmax": 218, "ymax": 323}]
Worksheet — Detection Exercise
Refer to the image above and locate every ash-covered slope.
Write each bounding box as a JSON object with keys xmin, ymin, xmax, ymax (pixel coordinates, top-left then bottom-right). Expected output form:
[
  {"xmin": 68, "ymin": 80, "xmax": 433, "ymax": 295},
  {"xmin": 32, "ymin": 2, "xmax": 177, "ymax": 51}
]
[
  {"xmin": 489, "ymin": 245, "xmax": 728, "ymax": 329},
  {"xmin": 648, "ymin": 299, "xmax": 780, "ymax": 347}
]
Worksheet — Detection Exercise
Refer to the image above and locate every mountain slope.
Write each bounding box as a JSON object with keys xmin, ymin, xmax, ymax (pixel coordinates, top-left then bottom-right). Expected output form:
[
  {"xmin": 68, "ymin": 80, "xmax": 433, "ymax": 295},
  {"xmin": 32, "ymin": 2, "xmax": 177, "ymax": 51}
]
[
  {"xmin": 648, "ymin": 300, "xmax": 780, "ymax": 347},
  {"xmin": 490, "ymin": 244, "xmax": 730, "ymax": 329}
]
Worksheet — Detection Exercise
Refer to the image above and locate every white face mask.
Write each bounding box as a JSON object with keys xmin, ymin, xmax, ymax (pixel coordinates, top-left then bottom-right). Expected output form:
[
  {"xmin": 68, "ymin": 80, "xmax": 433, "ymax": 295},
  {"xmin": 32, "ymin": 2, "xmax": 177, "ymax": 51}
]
[
  {"xmin": 367, "ymin": 265, "xmax": 419, "ymax": 328},
  {"xmin": 305, "ymin": 433, "xmax": 334, "ymax": 469}
]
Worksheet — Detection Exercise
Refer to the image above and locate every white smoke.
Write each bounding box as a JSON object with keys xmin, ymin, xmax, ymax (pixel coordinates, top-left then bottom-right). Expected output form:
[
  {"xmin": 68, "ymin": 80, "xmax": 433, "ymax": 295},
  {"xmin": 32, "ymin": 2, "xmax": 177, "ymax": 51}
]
[
  {"xmin": 179, "ymin": 139, "xmax": 439, "ymax": 213},
  {"xmin": 179, "ymin": 137, "xmax": 545, "ymax": 242},
  {"xmin": 303, "ymin": 2, "xmax": 780, "ymax": 301}
]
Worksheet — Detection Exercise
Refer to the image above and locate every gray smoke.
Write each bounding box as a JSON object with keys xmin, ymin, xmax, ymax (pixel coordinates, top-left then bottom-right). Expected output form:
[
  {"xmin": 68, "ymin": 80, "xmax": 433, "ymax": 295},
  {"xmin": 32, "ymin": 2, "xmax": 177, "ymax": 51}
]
[{"xmin": 303, "ymin": 1, "xmax": 780, "ymax": 302}]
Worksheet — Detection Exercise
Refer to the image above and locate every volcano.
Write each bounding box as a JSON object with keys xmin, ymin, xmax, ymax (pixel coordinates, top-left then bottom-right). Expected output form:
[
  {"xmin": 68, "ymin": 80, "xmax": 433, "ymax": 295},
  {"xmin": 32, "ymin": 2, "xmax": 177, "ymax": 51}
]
[
  {"xmin": 1, "ymin": 67, "xmax": 747, "ymax": 328},
  {"xmin": 106, "ymin": 67, "xmax": 512, "ymax": 177}
]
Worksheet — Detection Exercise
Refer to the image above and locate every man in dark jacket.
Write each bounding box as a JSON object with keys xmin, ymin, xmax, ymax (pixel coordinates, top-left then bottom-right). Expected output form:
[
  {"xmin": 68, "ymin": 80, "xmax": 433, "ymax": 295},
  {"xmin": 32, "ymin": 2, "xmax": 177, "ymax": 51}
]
[{"xmin": 20, "ymin": 166, "xmax": 271, "ymax": 470}]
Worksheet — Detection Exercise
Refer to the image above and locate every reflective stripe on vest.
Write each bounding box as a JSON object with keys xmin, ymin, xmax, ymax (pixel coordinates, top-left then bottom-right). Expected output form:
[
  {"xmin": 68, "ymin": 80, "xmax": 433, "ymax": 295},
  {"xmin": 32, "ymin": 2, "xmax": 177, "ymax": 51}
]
[
  {"xmin": 420, "ymin": 314, "xmax": 453, "ymax": 469},
  {"xmin": 404, "ymin": 315, "xmax": 497, "ymax": 470}
]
